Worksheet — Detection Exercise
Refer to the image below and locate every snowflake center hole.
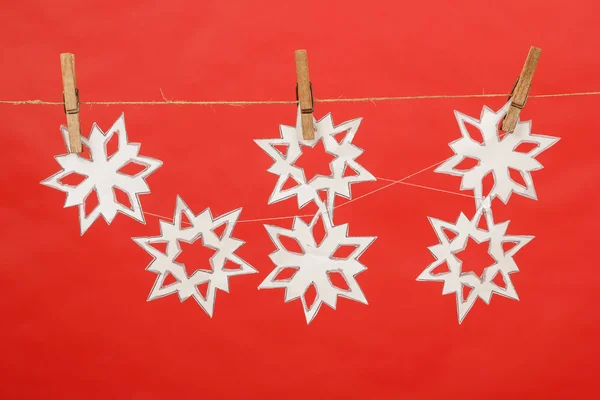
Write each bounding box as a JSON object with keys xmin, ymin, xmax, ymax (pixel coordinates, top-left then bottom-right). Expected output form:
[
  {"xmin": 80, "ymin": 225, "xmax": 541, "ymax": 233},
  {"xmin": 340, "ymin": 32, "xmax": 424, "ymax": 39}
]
[
  {"xmin": 295, "ymin": 140, "xmax": 336, "ymax": 183},
  {"xmin": 455, "ymin": 236, "xmax": 496, "ymax": 279},
  {"xmin": 174, "ymin": 237, "xmax": 217, "ymax": 276}
]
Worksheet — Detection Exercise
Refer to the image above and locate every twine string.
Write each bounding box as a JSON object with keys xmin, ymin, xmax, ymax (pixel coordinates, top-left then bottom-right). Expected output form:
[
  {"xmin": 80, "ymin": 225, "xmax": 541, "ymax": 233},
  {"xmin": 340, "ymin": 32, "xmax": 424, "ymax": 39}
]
[
  {"xmin": 15, "ymin": 89, "xmax": 581, "ymax": 224},
  {"xmin": 1, "ymin": 91, "xmax": 599, "ymax": 106}
]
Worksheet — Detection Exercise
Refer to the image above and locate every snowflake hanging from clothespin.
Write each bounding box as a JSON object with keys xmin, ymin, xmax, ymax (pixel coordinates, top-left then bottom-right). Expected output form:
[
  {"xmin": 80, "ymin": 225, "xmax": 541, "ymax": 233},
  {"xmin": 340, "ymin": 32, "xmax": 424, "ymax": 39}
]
[
  {"xmin": 258, "ymin": 206, "xmax": 376, "ymax": 324},
  {"xmin": 435, "ymin": 101, "xmax": 559, "ymax": 207},
  {"xmin": 417, "ymin": 197, "xmax": 533, "ymax": 323},
  {"xmin": 133, "ymin": 197, "xmax": 257, "ymax": 317},
  {"xmin": 256, "ymin": 107, "xmax": 377, "ymax": 323},
  {"xmin": 41, "ymin": 114, "xmax": 162, "ymax": 234},
  {"xmin": 254, "ymin": 106, "xmax": 375, "ymax": 218}
]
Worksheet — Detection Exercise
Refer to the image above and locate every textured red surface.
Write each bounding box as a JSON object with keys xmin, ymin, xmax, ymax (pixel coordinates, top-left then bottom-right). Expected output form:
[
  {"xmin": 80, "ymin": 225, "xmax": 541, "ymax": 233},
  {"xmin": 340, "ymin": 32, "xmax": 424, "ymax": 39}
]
[{"xmin": 1, "ymin": 0, "xmax": 599, "ymax": 398}]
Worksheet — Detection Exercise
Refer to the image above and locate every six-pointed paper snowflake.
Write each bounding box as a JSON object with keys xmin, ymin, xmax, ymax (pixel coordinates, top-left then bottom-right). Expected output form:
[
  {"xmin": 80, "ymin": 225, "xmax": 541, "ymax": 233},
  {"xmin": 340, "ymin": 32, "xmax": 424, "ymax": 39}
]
[
  {"xmin": 41, "ymin": 114, "xmax": 162, "ymax": 234},
  {"xmin": 255, "ymin": 106, "xmax": 375, "ymax": 218},
  {"xmin": 435, "ymin": 101, "xmax": 559, "ymax": 206},
  {"xmin": 417, "ymin": 198, "xmax": 533, "ymax": 323},
  {"xmin": 133, "ymin": 196, "xmax": 257, "ymax": 317},
  {"xmin": 258, "ymin": 208, "xmax": 376, "ymax": 324}
]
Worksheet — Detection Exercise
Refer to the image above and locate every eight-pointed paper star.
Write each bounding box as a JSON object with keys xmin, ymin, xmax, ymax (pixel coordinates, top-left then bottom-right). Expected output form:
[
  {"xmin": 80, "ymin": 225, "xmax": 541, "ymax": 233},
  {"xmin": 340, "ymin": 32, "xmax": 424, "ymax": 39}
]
[
  {"xmin": 417, "ymin": 198, "xmax": 533, "ymax": 323},
  {"xmin": 133, "ymin": 196, "xmax": 257, "ymax": 317},
  {"xmin": 258, "ymin": 210, "xmax": 376, "ymax": 324},
  {"xmin": 254, "ymin": 106, "xmax": 375, "ymax": 217},
  {"xmin": 435, "ymin": 101, "xmax": 559, "ymax": 206},
  {"xmin": 41, "ymin": 114, "xmax": 162, "ymax": 234}
]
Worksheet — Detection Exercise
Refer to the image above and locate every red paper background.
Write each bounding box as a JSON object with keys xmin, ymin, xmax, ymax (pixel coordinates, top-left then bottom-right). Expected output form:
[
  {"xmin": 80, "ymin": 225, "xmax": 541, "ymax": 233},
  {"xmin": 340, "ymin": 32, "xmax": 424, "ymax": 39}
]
[{"xmin": 1, "ymin": 0, "xmax": 599, "ymax": 398}]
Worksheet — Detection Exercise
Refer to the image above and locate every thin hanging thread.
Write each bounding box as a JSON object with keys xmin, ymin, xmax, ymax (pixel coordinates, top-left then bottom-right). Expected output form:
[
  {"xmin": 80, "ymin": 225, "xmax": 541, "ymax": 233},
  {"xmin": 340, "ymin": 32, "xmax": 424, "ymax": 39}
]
[
  {"xmin": 1, "ymin": 91, "xmax": 600, "ymax": 106},
  {"xmin": 139, "ymin": 162, "xmax": 477, "ymax": 225},
  {"xmin": 374, "ymin": 178, "xmax": 475, "ymax": 199},
  {"xmin": 136, "ymin": 128, "xmax": 501, "ymax": 225}
]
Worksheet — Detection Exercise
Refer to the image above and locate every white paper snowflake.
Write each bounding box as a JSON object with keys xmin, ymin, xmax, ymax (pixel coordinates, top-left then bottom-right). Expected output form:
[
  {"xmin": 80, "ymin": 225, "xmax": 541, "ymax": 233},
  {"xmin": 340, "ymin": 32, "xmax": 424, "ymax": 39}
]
[
  {"xmin": 255, "ymin": 106, "xmax": 375, "ymax": 218},
  {"xmin": 417, "ymin": 198, "xmax": 533, "ymax": 323},
  {"xmin": 132, "ymin": 196, "xmax": 257, "ymax": 317},
  {"xmin": 41, "ymin": 114, "xmax": 162, "ymax": 234},
  {"xmin": 258, "ymin": 209, "xmax": 376, "ymax": 324},
  {"xmin": 435, "ymin": 101, "xmax": 559, "ymax": 206}
]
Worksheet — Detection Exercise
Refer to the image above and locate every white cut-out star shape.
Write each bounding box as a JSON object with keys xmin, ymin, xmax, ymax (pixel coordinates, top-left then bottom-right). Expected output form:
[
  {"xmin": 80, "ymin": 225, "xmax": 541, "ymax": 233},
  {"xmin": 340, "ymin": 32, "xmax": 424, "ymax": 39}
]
[
  {"xmin": 417, "ymin": 199, "xmax": 533, "ymax": 323},
  {"xmin": 133, "ymin": 196, "xmax": 257, "ymax": 317},
  {"xmin": 41, "ymin": 114, "xmax": 162, "ymax": 234},
  {"xmin": 255, "ymin": 106, "xmax": 375, "ymax": 216},
  {"xmin": 436, "ymin": 101, "xmax": 559, "ymax": 206},
  {"xmin": 259, "ymin": 210, "xmax": 376, "ymax": 324}
]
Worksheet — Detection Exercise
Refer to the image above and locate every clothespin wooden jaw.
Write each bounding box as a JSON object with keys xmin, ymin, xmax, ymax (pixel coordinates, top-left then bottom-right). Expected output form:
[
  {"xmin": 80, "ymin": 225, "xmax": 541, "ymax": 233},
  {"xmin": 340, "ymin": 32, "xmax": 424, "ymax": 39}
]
[
  {"xmin": 501, "ymin": 46, "xmax": 542, "ymax": 134},
  {"xmin": 60, "ymin": 53, "xmax": 82, "ymax": 153},
  {"xmin": 295, "ymin": 50, "xmax": 315, "ymax": 140}
]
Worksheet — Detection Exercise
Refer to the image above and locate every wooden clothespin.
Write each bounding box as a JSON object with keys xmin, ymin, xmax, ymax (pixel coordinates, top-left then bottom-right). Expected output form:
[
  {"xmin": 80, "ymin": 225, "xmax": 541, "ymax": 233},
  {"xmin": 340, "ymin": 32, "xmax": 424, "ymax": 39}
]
[
  {"xmin": 60, "ymin": 53, "xmax": 82, "ymax": 153},
  {"xmin": 501, "ymin": 46, "xmax": 542, "ymax": 134},
  {"xmin": 295, "ymin": 50, "xmax": 315, "ymax": 140}
]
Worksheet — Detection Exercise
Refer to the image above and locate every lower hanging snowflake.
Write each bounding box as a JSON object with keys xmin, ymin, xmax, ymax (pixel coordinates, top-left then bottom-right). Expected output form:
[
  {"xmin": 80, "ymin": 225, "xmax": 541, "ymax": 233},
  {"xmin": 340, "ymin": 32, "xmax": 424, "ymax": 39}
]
[
  {"xmin": 258, "ymin": 209, "xmax": 376, "ymax": 324},
  {"xmin": 132, "ymin": 196, "xmax": 257, "ymax": 317},
  {"xmin": 417, "ymin": 199, "xmax": 533, "ymax": 323}
]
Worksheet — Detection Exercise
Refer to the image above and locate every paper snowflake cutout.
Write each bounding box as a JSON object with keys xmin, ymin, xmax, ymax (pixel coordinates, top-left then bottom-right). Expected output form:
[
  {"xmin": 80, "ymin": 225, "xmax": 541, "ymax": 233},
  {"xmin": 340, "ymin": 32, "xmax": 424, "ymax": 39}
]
[
  {"xmin": 255, "ymin": 106, "xmax": 375, "ymax": 216},
  {"xmin": 41, "ymin": 114, "xmax": 162, "ymax": 234},
  {"xmin": 435, "ymin": 101, "xmax": 559, "ymax": 205},
  {"xmin": 133, "ymin": 197, "xmax": 257, "ymax": 317},
  {"xmin": 417, "ymin": 198, "xmax": 533, "ymax": 323},
  {"xmin": 258, "ymin": 210, "xmax": 376, "ymax": 323}
]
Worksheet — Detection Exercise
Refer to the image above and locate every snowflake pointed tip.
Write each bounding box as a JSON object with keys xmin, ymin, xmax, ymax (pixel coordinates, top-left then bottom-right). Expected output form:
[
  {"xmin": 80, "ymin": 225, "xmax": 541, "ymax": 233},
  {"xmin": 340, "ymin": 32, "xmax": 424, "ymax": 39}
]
[
  {"xmin": 304, "ymin": 307, "xmax": 319, "ymax": 325},
  {"xmin": 457, "ymin": 300, "xmax": 474, "ymax": 324},
  {"xmin": 131, "ymin": 236, "xmax": 145, "ymax": 247},
  {"xmin": 221, "ymin": 207, "xmax": 243, "ymax": 224},
  {"xmin": 416, "ymin": 270, "xmax": 431, "ymax": 281},
  {"xmin": 79, "ymin": 218, "xmax": 93, "ymax": 235},
  {"xmin": 245, "ymin": 263, "xmax": 259, "ymax": 274},
  {"xmin": 453, "ymin": 109, "xmax": 465, "ymax": 123},
  {"xmin": 40, "ymin": 176, "xmax": 53, "ymax": 187}
]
